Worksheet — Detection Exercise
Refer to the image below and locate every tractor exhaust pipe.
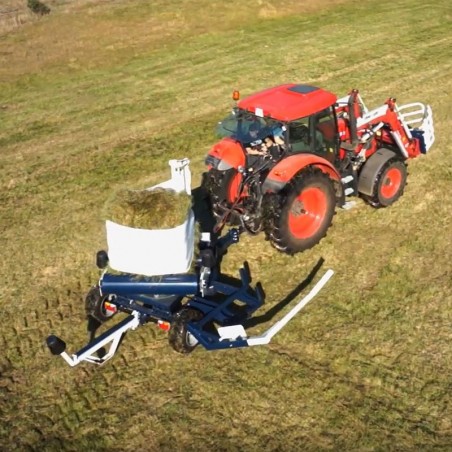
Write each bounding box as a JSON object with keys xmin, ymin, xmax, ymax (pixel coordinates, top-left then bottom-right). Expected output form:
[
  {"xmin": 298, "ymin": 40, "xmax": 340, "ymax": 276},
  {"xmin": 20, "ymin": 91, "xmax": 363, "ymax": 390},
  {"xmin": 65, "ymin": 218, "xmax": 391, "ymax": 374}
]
[{"xmin": 348, "ymin": 89, "xmax": 359, "ymax": 146}]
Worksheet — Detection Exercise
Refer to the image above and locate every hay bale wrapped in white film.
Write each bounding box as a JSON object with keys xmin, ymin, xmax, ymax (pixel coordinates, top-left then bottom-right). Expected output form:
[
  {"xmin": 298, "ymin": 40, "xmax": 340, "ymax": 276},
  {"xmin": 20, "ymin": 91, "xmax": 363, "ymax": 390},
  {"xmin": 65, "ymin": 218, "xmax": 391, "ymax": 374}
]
[{"xmin": 105, "ymin": 159, "xmax": 195, "ymax": 276}]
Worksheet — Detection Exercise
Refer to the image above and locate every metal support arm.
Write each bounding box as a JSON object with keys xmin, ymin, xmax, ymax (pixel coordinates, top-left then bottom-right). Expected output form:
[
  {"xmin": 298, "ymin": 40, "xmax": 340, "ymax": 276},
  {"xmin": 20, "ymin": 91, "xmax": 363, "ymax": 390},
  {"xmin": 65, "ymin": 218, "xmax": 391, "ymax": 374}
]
[{"xmin": 46, "ymin": 312, "xmax": 140, "ymax": 366}]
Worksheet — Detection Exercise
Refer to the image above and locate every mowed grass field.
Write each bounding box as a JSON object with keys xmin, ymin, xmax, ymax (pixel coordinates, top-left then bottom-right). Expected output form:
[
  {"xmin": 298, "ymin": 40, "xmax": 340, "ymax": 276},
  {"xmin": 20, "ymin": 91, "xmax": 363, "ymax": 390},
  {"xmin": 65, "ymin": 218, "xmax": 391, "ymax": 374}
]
[{"xmin": 0, "ymin": 0, "xmax": 451, "ymax": 450}]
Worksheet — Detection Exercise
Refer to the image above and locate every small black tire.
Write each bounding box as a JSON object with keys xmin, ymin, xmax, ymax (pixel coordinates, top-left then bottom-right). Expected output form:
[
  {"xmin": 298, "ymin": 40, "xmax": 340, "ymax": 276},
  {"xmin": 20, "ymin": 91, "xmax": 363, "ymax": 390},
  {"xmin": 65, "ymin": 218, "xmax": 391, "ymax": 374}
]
[
  {"xmin": 169, "ymin": 307, "xmax": 203, "ymax": 354},
  {"xmin": 265, "ymin": 167, "xmax": 336, "ymax": 254},
  {"xmin": 363, "ymin": 158, "xmax": 407, "ymax": 208},
  {"xmin": 85, "ymin": 285, "xmax": 115, "ymax": 323}
]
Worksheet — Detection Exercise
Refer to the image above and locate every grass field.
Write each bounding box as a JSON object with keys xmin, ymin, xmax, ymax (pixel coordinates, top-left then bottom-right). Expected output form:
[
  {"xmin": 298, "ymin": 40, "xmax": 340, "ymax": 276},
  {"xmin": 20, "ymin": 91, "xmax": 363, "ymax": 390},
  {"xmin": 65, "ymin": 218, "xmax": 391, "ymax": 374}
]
[{"xmin": 0, "ymin": 0, "xmax": 451, "ymax": 450}]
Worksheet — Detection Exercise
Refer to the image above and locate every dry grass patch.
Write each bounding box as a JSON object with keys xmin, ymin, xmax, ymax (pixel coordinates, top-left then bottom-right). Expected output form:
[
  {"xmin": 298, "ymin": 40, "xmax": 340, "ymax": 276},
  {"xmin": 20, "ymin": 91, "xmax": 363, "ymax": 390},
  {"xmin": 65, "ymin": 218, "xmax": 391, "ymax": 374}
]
[{"xmin": 0, "ymin": 0, "xmax": 350, "ymax": 79}]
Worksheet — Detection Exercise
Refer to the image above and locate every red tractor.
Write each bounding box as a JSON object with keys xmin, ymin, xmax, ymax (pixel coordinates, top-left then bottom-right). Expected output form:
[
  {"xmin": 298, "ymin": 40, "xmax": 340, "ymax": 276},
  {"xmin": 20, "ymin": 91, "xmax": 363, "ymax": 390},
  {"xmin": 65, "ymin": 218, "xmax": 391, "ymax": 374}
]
[{"xmin": 202, "ymin": 84, "xmax": 434, "ymax": 254}]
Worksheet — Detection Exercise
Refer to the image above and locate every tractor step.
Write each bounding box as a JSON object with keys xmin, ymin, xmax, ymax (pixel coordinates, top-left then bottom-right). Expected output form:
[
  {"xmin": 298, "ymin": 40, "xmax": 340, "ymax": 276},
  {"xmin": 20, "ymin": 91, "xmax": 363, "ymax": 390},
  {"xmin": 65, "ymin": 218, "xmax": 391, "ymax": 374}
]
[{"xmin": 341, "ymin": 175, "xmax": 357, "ymax": 197}]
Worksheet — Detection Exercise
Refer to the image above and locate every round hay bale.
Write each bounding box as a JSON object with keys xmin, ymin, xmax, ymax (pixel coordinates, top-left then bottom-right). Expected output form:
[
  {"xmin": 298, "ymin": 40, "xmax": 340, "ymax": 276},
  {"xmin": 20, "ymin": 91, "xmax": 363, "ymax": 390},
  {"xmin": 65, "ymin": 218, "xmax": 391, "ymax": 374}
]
[{"xmin": 105, "ymin": 187, "xmax": 192, "ymax": 230}]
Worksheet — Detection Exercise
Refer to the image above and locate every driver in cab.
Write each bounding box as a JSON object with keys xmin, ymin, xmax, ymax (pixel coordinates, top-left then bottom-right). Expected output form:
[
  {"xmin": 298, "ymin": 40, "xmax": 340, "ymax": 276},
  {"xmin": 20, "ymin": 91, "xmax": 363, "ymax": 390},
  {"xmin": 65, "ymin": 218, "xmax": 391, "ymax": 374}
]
[{"xmin": 245, "ymin": 123, "xmax": 285, "ymax": 162}]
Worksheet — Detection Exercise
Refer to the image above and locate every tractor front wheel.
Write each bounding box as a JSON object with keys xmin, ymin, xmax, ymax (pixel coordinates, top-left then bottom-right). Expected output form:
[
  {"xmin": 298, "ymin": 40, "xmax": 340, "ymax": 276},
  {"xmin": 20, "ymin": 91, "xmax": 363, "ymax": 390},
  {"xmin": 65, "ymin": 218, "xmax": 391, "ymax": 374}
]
[
  {"xmin": 169, "ymin": 307, "xmax": 203, "ymax": 354},
  {"xmin": 364, "ymin": 158, "xmax": 407, "ymax": 208},
  {"xmin": 265, "ymin": 168, "xmax": 336, "ymax": 254}
]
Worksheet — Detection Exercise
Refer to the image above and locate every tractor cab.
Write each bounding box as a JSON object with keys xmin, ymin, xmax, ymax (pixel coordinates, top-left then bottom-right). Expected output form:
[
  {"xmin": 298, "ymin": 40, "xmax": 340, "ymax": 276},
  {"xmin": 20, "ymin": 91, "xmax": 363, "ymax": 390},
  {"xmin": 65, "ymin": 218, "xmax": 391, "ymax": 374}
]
[{"xmin": 214, "ymin": 84, "xmax": 340, "ymax": 168}]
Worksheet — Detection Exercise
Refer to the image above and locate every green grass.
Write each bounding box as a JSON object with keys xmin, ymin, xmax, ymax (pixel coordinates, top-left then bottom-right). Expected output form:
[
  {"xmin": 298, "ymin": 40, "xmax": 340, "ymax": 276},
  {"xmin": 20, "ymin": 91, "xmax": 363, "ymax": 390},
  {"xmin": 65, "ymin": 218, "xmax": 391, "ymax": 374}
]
[{"xmin": 0, "ymin": 0, "xmax": 451, "ymax": 450}]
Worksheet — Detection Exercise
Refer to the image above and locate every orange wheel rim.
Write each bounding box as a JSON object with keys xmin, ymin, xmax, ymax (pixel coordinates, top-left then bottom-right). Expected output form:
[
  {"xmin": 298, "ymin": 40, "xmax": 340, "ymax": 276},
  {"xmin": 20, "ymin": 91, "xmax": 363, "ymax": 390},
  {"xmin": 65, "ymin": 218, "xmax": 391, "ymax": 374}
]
[
  {"xmin": 288, "ymin": 187, "xmax": 327, "ymax": 239},
  {"xmin": 381, "ymin": 167, "xmax": 402, "ymax": 199}
]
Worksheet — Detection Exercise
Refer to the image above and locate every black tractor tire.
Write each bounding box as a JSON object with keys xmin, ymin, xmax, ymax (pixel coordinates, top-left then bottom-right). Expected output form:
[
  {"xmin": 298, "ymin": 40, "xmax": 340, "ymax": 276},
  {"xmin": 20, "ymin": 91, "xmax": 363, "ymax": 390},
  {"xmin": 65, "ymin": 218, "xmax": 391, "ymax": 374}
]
[
  {"xmin": 201, "ymin": 168, "xmax": 241, "ymax": 225},
  {"xmin": 202, "ymin": 169, "xmax": 237, "ymax": 208},
  {"xmin": 85, "ymin": 285, "xmax": 115, "ymax": 323},
  {"xmin": 168, "ymin": 307, "xmax": 203, "ymax": 354},
  {"xmin": 265, "ymin": 167, "xmax": 336, "ymax": 254},
  {"xmin": 363, "ymin": 158, "xmax": 407, "ymax": 208}
]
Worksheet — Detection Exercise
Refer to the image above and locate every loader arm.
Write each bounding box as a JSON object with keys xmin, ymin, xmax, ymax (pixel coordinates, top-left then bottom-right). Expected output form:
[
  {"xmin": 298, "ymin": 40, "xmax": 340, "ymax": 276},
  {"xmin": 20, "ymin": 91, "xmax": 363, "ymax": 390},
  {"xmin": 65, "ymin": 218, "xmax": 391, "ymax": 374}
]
[
  {"xmin": 355, "ymin": 96, "xmax": 434, "ymax": 158},
  {"xmin": 337, "ymin": 89, "xmax": 434, "ymax": 159}
]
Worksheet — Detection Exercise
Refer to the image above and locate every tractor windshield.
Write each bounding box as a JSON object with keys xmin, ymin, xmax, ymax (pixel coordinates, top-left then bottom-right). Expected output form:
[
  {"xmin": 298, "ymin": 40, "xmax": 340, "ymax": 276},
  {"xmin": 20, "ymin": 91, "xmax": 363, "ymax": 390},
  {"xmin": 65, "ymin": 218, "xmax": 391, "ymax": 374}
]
[{"xmin": 216, "ymin": 109, "xmax": 285, "ymax": 145}]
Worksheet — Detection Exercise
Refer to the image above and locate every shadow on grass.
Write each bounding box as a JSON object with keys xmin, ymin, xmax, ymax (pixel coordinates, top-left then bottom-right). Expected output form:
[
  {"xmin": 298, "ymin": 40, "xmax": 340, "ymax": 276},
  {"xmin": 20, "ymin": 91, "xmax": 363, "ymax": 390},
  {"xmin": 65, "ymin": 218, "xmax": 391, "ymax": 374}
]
[{"xmin": 243, "ymin": 256, "xmax": 325, "ymax": 329}]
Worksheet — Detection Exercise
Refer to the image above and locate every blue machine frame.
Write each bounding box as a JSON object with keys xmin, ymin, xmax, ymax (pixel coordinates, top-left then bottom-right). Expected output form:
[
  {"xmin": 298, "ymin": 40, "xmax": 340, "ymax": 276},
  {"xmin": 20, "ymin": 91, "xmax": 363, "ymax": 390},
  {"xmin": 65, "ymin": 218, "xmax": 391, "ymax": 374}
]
[{"xmin": 46, "ymin": 228, "xmax": 334, "ymax": 366}]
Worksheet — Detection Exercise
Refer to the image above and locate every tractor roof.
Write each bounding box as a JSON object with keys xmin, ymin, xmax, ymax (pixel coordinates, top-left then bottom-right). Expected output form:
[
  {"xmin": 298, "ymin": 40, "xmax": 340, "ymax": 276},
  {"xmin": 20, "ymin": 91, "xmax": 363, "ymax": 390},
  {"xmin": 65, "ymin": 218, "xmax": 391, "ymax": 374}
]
[{"xmin": 237, "ymin": 84, "xmax": 337, "ymax": 122}]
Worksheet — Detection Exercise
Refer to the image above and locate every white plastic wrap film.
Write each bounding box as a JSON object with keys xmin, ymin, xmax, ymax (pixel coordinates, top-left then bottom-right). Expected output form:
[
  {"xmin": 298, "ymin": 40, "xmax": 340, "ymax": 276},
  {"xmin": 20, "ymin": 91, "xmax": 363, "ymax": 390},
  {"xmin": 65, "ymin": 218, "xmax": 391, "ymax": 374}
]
[{"xmin": 106, "ymin": 210, "xmax": 195, "ymax": 276}]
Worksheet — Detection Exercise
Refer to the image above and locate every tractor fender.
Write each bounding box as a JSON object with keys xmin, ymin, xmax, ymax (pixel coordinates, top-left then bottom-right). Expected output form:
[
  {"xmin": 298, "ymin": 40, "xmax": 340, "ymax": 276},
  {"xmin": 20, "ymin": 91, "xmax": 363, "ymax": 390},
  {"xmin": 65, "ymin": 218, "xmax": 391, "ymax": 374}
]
[
  {"xmin": 358, "ymin": 148, "xmax": 397, "ymax": 196},
  {"xmin": 262, "ymin": 154, "xmax": 341, "ymax": 193},
  {"xmin": 206, "ymin": 138, "xmax": 246, "ymax": 171}
]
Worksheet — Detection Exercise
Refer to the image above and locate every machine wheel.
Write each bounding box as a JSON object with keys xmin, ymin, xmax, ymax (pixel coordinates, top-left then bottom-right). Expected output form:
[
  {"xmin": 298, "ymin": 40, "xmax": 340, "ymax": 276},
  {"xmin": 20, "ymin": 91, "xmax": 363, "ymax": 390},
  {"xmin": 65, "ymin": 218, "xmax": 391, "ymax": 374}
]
[
  {"xmin": 168, "ymin": 307, "xmax": 203, "ymax": 354},
  {"xmin": 85, "ymin": 285, "xmax": 116, "ymax": 323},
  {"xmin": 364, "ymin": 158, "xmax": 407, "ymax": 208},
  {"xmin": 265, "ymin": 167, "xmax": 336, "ymax": 254}
]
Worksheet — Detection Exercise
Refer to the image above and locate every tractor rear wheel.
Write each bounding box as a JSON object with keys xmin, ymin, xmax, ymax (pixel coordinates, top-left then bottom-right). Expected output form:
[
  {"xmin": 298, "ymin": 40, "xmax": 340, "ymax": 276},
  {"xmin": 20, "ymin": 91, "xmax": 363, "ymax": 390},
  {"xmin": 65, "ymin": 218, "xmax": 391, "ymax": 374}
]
[
  {"xmin": 364, "ymin": 158, "xmax": 407, "ymax": 208},
  {"xmin": 265, "ymin": 168, "xmax": 336, "ymax": 254},
  {"xmin": 169, "ymin": 307, "xmax": 203, "ymax": 354}
]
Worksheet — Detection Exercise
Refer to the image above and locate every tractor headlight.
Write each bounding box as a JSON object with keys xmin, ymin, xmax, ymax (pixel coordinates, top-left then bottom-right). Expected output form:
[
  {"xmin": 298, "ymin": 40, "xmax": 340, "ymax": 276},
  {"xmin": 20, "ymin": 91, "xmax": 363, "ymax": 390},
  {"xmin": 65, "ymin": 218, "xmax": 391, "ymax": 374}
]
[{"xmin": 205, "ymin": 155, "xmax": 220, "ymax": 169}]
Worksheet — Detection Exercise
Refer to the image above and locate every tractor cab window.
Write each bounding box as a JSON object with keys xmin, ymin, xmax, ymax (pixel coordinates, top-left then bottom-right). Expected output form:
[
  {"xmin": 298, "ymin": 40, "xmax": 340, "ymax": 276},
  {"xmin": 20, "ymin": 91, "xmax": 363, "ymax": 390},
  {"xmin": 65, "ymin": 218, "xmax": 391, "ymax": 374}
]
[
  {"xmin": 288, "ymin": 107, "xmax": 338, "ymax": 163},
  {"xmin": 288, "ymin": 117, "xmax": 310, "ymax": 152},
  {"xmin": 216, "ymin": 109, "xmax": 284, "ymax": 147},
  {"xmin": 313, "ymin": 107, "xmax": 337, "ymax": 162}
]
